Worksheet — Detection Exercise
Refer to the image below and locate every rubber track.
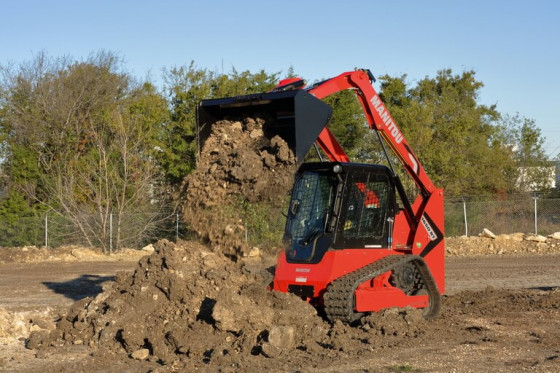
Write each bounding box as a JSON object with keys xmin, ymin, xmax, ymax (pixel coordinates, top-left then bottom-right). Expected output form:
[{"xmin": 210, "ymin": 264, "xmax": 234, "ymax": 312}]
[{"xmin": 323, "ymin": 255, "xmax": 441, "ymax": 323}]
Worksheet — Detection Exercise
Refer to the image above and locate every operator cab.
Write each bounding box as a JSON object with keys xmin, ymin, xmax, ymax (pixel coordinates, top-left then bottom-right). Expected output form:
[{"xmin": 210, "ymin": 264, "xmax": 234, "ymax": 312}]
[{"xmin": 283, "ymin": 162, "xmax": 398, "ymax": 264}]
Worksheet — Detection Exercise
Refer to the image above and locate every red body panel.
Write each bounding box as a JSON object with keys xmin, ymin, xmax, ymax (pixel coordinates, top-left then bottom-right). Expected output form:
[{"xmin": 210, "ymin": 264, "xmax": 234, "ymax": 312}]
[
  {"xmin": 309, "ymin": 70, "xmax": 436, "ymax": 197},
  {"xmin": 271, "ymin": 69, "xmax": 445, "ymax": 315},
  {"xmin": 355, "ymin": 288, "xmax": 428, "ymax": 312},
  {"xmin": 274, "ymin": 249, "xmax": 398, "ymax": 298}
]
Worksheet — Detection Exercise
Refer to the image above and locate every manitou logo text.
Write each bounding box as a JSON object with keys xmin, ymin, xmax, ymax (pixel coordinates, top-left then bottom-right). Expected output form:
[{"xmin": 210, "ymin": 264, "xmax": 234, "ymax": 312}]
[{"xmin": 370, "ymin": 95, "xmax": 404, "ymax": 144}]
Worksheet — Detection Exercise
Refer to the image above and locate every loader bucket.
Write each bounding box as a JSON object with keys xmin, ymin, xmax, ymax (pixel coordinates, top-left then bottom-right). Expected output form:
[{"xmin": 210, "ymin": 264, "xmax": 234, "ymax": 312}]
[{"xmin": 196, "ymin": 90, "xmax": 333, "ymax": 164}]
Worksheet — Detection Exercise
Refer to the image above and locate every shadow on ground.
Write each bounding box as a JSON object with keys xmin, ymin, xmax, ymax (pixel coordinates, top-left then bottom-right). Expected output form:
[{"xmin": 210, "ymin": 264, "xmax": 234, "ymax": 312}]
[
  {"xmin": 528, "ymin": 286, "xmax": 559, "ymax": 291},
  {"xmin": 43, "ymin": 274, "xmax": 115, "ymax": 301}
]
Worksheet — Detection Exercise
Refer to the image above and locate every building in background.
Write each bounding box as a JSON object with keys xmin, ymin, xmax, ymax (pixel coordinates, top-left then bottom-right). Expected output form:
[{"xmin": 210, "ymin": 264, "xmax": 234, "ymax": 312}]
[{"xmin": 516, "ymin": 164, "xmax": 556, "ymax": 191}]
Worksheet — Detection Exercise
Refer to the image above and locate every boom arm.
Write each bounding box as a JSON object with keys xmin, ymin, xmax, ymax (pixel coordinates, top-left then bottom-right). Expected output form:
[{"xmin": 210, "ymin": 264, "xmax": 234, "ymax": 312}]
[{"xmin": 306, "ymin": 69, "xmax": 437, "ymax": 197}]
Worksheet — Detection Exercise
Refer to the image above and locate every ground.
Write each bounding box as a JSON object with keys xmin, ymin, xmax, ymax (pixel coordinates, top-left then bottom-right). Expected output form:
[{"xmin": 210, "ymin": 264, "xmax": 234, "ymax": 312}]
[
  {"xmin": 1, "ymin": 118, "xmax": 558, "ymax": 372},
  {"xmin": 0, "ymin": 243, "xmax": 558, "ymax": 373}
]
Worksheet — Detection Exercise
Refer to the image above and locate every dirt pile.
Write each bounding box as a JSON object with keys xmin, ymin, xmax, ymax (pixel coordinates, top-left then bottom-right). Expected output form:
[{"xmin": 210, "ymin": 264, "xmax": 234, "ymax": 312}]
[
  {"xmin": 0, "ymin": 245, "xmax": 151, "ymax": 264},
  {"xmin": 182, "ymin": 116, "xmax": 297, "ymax": 257},
  {"xmin": 446, "ymin": 232, "xmax": 560, "ymax": 256},
  {"xmin": 27, "ymin": 240, "xmax": 438, "ymax": 370},
  {"xmin": 26, "ymin": 240, "xmax": 318, "ymax": 368}
]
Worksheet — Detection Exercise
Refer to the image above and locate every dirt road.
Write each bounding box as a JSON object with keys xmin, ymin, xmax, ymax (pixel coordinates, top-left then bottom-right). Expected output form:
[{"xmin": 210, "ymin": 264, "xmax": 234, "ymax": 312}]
[
  {"xmin": 2, "ymin": 255, "xmax": 559, "ymax": 312},
  {"xmin": 445, "ymin": 254, "xmax": 560, "ymax": 293},
  {"xmin": 1, "ymin": 253, "xmax": 559, "ymax": 372},
  {"xmin": 0, "ymin": 261, "xmax": 138, "ymax": 312}
]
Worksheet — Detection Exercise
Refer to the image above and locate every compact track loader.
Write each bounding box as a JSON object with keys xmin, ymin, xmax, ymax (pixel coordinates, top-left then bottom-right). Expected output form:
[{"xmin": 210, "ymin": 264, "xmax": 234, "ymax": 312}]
[{"xmin": 196, "ymin": 69, "xmax": 445, "ymax": 322}]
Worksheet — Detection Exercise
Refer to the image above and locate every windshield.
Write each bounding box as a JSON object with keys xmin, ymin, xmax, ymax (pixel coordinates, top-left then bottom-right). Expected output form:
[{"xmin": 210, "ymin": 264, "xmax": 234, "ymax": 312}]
[{"xmin": 284, "ymin": 171, "xmax": 337, "ymax": 262}]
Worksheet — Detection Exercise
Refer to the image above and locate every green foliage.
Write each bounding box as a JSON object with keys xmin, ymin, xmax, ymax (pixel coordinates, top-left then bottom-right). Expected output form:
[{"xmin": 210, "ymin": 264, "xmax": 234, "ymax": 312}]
[
  {"xmin": 323, "ymin": 90, "xmax": 368, "ymax": 156},
  {"xmin": 496, "ymin": 113, "xmax": 551, "ymax": 191},
  {"xmin": 0, "ymin": 52, "xmax": 172, "ymax": 250},
  {"xmin": 238, "ymin": 197, "xmax": 289, "ymax": 248},
  {"xmin": 0, "ymin": 192, "xmax": 43, "ymax": 246},
  {"xmin": 379, "ymin": 69, "xmax": 519, "ymax": 196},
  {"xmin": 162, "ymin": 63, "xmax": 279, "ymax": 187},
  {"xmin": 0, "ymin": 53, "xmax": 553, "ymax": 248}
]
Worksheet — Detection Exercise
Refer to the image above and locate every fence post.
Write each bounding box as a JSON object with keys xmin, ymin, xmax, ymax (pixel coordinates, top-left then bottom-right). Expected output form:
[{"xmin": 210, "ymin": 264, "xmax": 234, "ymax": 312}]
[
  {"xmin": 44, "ymin": 211, "xmax": 49, "ymax": 248},
  {"xmin": 176, "ymin": 212, "xmax": 179, "ymax": 242},
  {"xmin": 533, "ymin": 196, "xmax": 538, "ymax": 235},
  {"xmin": 462, "ymin": 198, "xmax": 468, "ymax": 236}
]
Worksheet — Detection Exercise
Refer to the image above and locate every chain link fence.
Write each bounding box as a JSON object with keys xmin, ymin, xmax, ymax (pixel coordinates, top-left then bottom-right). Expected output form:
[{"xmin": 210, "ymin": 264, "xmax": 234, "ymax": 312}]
[
  {"xmin": 0, "ymin": 209, "xmax": 190, "ymax": 250},
  {"xmin": 1, "ymin": 193, "xmax": 559, "ymax": 249},
  {"xmin": 445, "ymin": 193, "xmax": 560, "ymax": 237}
]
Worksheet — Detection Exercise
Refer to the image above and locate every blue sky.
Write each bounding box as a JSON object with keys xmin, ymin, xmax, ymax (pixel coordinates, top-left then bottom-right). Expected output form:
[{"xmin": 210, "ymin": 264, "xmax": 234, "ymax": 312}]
[{"xmin": 1, "ymin": 0, "xmax": 559, "ymax": 157}]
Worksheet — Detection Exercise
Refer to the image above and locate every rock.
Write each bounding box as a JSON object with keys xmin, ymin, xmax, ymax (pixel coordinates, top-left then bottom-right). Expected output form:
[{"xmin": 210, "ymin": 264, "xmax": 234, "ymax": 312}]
[
  {"xmin": 223, "ymin": 225, "xmax": 235, "ymax": 236},
  {"xmin": 244, "ymin": 247, "xmax": 261, "ymax": 258},
  {"xmin": 485, "ymin": 285, "xmax": 495, "ymax": 292},
  {"xmin": 71, "ymin": 249, "xmax": 87, "ymax": 259},
  {"xmin": 26, "ymin": 330, "xmax": 49, "ymax": 350},
  {"xmin": 548, "ymin": 232, "xmax": 560, "ymax": 240},
  {"xmin": 230, "ymin": 121, "xmax": 243, "ymax": 131},
  {"xmin": 31, "ymin": 318, "xmax": 55, "ymax": 330},
  {"xmin": 267, "ymin": 325, "xmax": 295, "ymax": 350},
  {"xmin": 29, "ymin": 324, "xmax": 42, "ymax": 332},
  {"xmin": 525, "ymin": 234, "xmax": 547, "ymax": 243},
  {"xmin": 480, "ymin": 228, "xmax": 496, "ymax": 239},
  {"xmin": 212, "ymin": 293, "xmax": 244, "ymax": 333},
  {"xmin": 536, "ymin": 243, "xmax": 548, "ymax": 250},
  {"xmin": 131, "ymin": 348, "xmax": 150, "ymax": 361},
  {"xmin": 510, "ymin": 233, "xmax": 525, "ymax": 242},
  {"xmin": 249, "ymin": 128, "xmax": 263, "ymax": 139},
  {"xmin": 141, "ymin": 244, "xmax": 155, "ymax": 253},
  {"xmin": 261, "ymin": 326, "xmax": 295, "ymax": 357}
]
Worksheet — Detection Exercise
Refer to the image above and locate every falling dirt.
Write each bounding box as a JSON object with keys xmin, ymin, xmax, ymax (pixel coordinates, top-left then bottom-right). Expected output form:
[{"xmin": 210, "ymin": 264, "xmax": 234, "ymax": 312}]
[{"xmin": 181, "ymin": 116, "xmax": 297, "ymax": 258}]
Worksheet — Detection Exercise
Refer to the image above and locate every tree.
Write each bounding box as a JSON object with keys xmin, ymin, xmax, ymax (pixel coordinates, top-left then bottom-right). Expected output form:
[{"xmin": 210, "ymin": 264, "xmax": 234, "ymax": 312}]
[
  {"xmin": 162, "ymin": 63, "xmax": 279, "ymax": 190},
  {"xmin": 0, "ymin": 52, "xmax": 171, "ymax": 250},
  {"xmin": 322, "ymin": 90, "xmax": 369, "ymax": 158},
  {"xmin": 378, "ymin": 69, "xmax": 517, "ymax": 196},
  {"xmin": 497, "ymin": 113, "xmax": 551, "ymax": 191}
]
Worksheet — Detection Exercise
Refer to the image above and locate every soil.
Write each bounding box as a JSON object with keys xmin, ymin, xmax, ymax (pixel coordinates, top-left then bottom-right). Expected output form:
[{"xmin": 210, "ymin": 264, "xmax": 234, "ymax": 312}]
[
  {"xmin": 446, "ymin": 233, "xmax": 560, "ymax": 256},
  {"xmin": 180, "ymin": 117, "xmax": 297, "ymax": 258},
  {"xmin": 1, "ymin": 115, "xmax": 559, "ymax": 372},
  {"xmin": 0, "ymin": 245, "xmax": 149, "ymax": 265},
  {"xmin": 0, "ymin": 244, "xmax": 559, "ymax": 372}
]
